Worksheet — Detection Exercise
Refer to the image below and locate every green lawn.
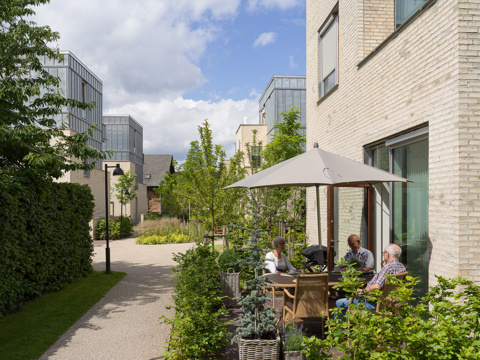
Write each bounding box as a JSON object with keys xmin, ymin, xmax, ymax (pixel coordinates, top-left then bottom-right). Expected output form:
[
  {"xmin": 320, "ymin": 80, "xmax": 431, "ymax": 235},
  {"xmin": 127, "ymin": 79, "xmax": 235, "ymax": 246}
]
[{"xmin": 0, "ymin": 271, "xmax": 125, "ymax": 360}]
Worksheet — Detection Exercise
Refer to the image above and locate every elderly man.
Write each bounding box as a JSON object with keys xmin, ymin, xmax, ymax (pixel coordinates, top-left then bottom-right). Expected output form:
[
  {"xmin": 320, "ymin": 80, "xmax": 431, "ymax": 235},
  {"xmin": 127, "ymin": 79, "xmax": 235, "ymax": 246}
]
[
  {"xmin": 343, "ymin": 234, "xmax": 374, "ymax": 272},
  {"xmin": 336, "ymin": 243, "xmax": 406, "ymax": 314}
]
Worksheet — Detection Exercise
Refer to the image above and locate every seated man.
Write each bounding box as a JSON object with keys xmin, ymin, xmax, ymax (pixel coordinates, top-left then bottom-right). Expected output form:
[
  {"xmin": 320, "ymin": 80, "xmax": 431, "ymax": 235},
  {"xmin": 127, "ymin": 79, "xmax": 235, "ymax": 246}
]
[
  {"xmin": 336, "ymin": 243, "xmax": 406, "ymax": 315},
  {"xmin": 343, "ymin": 234, "xmax": 374, "ymax": 272}
]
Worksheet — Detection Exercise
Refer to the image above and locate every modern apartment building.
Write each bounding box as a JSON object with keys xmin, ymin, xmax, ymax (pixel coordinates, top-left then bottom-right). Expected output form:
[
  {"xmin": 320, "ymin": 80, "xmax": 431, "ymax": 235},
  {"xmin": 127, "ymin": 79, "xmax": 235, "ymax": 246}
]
[
  {"xmin": 103, "ymin": 115, "xmax": 147, "ymax": 223},
  {"xmin": 259, "ymin": 75, "xmax": 306, "ymax": 143},
  {"xmin": 306, "ymin": 0, "xmax": 479, "ymax": 295},
  {"xmin": 235, "ymin": 117, "xmax": 267, "ymax": 172},
  {"xmin": 40, "ymin": 52, "xmax": 147, "ymax": 230},
  {"xmin": 39, "ymin": 51, "xmax": 106, "ymax": 219}
]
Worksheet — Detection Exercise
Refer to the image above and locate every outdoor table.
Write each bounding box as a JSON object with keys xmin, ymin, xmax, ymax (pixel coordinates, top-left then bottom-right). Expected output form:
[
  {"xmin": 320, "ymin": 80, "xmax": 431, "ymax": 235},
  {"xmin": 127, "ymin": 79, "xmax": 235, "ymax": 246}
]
[{"xmin": 264, "ymin": 272, "xmax": 374, "ymax": 288}]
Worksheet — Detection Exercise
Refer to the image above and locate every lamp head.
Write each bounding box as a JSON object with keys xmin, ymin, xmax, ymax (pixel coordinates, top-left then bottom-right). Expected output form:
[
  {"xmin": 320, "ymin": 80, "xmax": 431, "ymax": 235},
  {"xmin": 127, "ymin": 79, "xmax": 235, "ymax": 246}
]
[
  {"xmin": 125, "ymin": 189, "xmax": 130, "ymax": 196},
  {"xmin": 113, "ymin": 164, "xmax": 124, "ymax": 176}
]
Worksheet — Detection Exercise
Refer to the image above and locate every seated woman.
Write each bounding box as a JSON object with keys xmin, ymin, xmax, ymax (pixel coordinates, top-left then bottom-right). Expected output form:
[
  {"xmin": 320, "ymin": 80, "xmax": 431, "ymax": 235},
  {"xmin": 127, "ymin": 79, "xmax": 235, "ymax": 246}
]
[{"xmin": 264, "ymin": 236, "xmax": 296, "ymax": 274}]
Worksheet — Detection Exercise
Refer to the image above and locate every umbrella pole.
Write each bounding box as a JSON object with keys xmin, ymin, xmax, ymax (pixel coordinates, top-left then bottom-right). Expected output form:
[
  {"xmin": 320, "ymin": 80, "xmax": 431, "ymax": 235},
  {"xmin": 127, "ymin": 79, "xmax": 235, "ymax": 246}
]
[{"xmin": 316, "ymin": 185, "xmax": 325, "ymax": 271}]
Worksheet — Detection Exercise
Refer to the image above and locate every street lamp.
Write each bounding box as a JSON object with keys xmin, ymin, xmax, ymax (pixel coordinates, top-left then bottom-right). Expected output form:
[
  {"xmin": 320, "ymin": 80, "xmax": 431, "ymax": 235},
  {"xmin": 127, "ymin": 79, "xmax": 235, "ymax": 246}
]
[{"xmin": 105, "ymin": 163, "xmax": 124, "ymax": 273}]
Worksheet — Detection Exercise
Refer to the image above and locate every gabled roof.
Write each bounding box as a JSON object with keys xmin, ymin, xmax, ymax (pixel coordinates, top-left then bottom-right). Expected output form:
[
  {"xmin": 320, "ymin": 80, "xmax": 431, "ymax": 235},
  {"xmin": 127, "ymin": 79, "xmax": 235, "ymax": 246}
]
[{"xmin": 143, "ymin": 155, "xmax": 174, "ymax": 187}]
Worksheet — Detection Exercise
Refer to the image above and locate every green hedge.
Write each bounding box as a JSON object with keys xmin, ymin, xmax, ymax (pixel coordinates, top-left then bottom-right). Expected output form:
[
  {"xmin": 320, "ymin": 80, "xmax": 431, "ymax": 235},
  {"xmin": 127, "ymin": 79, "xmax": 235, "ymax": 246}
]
[{"xmin": 0, "ymin": 179, "xmax": 95, "ymax": 316}]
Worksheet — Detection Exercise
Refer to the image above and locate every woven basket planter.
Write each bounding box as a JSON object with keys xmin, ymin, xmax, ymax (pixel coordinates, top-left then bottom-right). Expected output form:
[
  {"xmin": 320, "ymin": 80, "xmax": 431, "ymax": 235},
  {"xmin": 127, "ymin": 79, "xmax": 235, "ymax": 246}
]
[
  {"xmin": 238, "ymin": 337, "xmax": 280, "ymax": 360},
  {"xmin": 284, "ymin": 350, "xmax": 305, "ymax": 360},
  {"xmin": 220, "ymin": 269, "xmax": 240, "ymax": 307}
]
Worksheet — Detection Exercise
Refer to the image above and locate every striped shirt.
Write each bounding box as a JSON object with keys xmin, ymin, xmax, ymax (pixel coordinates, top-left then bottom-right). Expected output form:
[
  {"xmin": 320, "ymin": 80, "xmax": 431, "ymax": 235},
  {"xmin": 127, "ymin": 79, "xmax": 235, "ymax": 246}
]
[{"xmin": 366, "ymin": 260, "xmax": 406, "ymax": 289}]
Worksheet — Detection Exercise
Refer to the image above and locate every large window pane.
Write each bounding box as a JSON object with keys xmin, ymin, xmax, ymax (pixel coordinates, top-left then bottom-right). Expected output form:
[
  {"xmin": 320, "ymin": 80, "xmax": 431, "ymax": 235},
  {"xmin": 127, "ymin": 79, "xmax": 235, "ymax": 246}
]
[
  {"xmin": 318, "ymin": 8, "xmax": 338, "ymax": 98},
  {"xmin": 392, "ymin": 138, "xmax": 429, "ymax": 299},
  {"xmin": 395, "ymin": 0, "xmax": 428, "ymax": 28}
]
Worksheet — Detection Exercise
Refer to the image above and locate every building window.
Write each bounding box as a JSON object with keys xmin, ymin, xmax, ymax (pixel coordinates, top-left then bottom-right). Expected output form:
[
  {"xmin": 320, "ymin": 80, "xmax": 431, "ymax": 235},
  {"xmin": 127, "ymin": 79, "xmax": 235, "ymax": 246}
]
[
  {"xmin": 318, "ymin": 5, "xmax": 338, "ymax": 99},
  {"xmin": 250, "ymin": 146, "xmax": 262, "ymax": 168},
  {"xmin": 395, "ymin": 0, "xmax": 428, "ymax": 29},
  {"xmin": 370, "ymin": 127, "xmax": 429, "ymax": 299},
  {"xmin": 81, "ymin": 81, "xmax": 87, "ymax": 119}
]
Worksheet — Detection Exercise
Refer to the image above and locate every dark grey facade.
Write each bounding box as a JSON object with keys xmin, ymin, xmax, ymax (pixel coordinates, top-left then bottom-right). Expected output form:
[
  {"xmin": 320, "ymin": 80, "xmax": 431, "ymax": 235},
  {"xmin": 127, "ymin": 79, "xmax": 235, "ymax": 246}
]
[
  {"xmin": 38, "ymin": 51, "xmax": 103, "ymax": 169},
  {"xmin": 103, "ymin": 115, "xmax": 144, "ymax": 184},
  {"xmin": 258, "ymin": 75, "xmax": 306, "ymax": 142}
]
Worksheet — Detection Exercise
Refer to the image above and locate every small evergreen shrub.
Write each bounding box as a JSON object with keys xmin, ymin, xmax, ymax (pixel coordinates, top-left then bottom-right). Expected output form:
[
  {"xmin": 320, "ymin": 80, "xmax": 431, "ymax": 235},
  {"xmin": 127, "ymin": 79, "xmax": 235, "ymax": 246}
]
[{"xmin": 217, "ymin": 249, "xmax": 241, "ymax": 272}]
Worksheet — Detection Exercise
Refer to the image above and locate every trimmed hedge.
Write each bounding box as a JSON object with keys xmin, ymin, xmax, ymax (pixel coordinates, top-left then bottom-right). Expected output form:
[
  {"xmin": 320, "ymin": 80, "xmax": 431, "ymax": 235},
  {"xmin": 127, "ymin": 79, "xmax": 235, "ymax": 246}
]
[{"xmin": 0, "ymin": 179, "xmax": 95, "ymax": 316}]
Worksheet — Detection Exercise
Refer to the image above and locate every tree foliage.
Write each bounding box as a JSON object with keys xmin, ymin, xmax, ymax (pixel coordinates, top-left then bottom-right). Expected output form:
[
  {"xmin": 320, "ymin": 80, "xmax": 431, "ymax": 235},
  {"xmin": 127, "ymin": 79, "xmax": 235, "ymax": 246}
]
[
  {"xmin": 258, "ymin": 107, "xmax": 306, "ymax": 227},
  {"xmin": 158, "ymin": 120, "xmax": 246, "ymax": 236},
  {"xmin": 0, "ymin": 0, "xmax": 107, "ymax": 181},
  {"xmin": 302, "ymin": 266, "xmax": 480, "ymax": 360},
  {"xmin": 113, "ymin": 170, "xmax": 139, "ymax": 207}
]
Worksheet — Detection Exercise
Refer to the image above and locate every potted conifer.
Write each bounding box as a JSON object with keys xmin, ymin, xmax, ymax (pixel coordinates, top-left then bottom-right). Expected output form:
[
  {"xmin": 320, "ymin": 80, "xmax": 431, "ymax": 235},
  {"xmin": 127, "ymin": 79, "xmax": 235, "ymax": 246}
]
[{"xmin": 232, "ymin": 191, "xmax": 280, "ymax": 360}]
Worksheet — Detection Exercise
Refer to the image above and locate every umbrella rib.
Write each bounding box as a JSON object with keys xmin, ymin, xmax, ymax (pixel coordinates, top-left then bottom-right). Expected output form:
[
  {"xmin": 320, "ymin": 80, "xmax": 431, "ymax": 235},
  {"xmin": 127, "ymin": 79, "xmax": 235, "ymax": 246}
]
[{"xmin": 324, "ymin": 167, "xmax": 348, "ymax": 183}]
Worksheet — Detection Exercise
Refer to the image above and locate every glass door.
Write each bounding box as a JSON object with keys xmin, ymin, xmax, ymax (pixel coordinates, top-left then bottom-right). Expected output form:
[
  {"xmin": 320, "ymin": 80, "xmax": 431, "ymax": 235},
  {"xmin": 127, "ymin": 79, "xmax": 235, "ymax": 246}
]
[{"xmin": 391, "ymin": 138, "xmax": 429, "ymax": 299}]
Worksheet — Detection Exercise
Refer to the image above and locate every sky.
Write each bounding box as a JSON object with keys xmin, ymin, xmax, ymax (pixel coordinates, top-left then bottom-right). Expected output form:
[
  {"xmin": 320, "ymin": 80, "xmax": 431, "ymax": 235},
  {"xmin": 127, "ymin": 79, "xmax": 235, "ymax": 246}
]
[{"xmin": 33, "ymin": 0, "xmax": 306, "ymax": 162}]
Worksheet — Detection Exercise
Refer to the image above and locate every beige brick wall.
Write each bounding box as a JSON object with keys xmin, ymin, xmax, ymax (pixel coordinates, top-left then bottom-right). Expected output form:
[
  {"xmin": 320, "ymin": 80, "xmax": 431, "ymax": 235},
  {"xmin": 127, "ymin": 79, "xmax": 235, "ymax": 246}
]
[
  {"xmin": 363, "ymin": 0, "xmax": 395, "ymax": 56},
  {"xmin": 235, "ymin": 124, "xmax": 267, "ymax": 171},
  {"xmin": 306, "ymin": 0, "xmax": 480, "ymax": 285}
]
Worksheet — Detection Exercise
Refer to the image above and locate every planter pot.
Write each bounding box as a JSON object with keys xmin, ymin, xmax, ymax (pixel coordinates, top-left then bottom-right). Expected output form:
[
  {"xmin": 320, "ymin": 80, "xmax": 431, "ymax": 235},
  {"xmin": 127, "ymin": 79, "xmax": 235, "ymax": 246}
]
[
  {"xmin": 284, "ymin": 350, "xmax": 305, "ymax": 360},
  {"xmin": 238, "ymin": 337, "xmax": 280, "ymax": 360},
  {"xmin": 220, "ymin": 269, "xmax": 240, "ymax": 307}
]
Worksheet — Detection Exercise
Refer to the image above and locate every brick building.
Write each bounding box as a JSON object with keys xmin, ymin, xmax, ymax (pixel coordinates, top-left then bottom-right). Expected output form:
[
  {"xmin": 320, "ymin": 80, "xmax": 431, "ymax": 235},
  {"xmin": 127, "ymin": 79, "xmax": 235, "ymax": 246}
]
[{"xmin": 306, "ymin": 0, "xmax": 480, "ymax": 295}]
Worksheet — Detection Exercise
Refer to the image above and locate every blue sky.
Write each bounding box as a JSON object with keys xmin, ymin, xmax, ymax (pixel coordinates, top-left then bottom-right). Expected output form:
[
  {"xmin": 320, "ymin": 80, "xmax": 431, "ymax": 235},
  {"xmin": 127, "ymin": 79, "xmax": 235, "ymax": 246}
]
[{"xmin": 34, "ymin": 0, "xmax": 306, "ymax": 161}]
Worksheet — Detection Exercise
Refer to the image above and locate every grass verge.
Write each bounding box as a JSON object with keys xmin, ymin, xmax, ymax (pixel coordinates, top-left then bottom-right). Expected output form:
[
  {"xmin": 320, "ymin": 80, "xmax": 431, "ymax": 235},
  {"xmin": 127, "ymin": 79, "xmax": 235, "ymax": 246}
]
[{"xmin": 0, "ymin": 270, "xmax": 126, "ymax": 360}]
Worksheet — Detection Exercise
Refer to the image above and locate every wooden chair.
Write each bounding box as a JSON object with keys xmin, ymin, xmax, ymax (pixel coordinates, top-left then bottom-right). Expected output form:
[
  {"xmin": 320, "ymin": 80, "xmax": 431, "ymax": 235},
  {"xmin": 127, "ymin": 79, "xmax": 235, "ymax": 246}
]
[
  {"xmin": 375, "ymin": 271, "xmax": 408, "ymax": 312},
  {"xmin": 282, "ymin": 273, "xmax": 329, "ymax": 337},
  {"xmin": 263, "ymin": 270, "xmax": 283, "ymax": 309},
  {"xmin": 348, "ymin": 271, "xmax": 409, "ymax": 313}
]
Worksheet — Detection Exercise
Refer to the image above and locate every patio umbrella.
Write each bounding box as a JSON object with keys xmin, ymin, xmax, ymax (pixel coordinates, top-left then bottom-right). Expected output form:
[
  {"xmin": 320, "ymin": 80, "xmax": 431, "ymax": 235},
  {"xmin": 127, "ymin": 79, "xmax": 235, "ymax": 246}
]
[{"xmin": 224, "ymin": 143, "xmax": 411, "ymax": 268}]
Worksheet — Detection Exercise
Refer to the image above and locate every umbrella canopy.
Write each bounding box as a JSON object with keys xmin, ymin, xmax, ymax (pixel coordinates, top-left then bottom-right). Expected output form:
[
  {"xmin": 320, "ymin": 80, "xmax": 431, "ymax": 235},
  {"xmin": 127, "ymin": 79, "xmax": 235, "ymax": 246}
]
[
  {"xmin": 224, "ymin": 143, "xmax": 411, "ymax": 269},
  {"xmin": 224, "ymin": 144, "xmax": 409, "ymax": 189}
]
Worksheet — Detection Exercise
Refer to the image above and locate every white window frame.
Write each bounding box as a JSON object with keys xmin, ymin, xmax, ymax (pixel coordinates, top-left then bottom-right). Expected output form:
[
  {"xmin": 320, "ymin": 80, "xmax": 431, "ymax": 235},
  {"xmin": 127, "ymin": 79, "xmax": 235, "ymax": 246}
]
[{"xmin": 318, "ymin": 6, "xmax": 339, "ymax": 99}]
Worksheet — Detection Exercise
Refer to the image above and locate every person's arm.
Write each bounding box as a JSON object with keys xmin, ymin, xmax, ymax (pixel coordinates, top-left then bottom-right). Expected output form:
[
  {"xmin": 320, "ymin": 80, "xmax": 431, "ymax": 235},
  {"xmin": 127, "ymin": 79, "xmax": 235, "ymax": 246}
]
[
  {"xmin": 364, "ymin": 283, "xmax": 381, "ymax": 292},
  {"xmin": 264, "ymin": 252, "xmax": 277, "ymax": 274},
  {"xmin": 282, "ymin": 253, "xmax": 296, "ymax": 272},
  {"xmin": 364, "ymin": 250, "xmax": 374, "ymax": 272}
]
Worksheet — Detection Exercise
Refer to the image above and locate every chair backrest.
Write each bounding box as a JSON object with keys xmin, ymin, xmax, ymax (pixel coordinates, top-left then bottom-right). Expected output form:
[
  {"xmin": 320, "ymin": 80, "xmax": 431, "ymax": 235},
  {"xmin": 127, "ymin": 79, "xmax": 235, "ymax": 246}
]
[
  {"xmin": 292, "ymin": 274, "xmax": 329, "ymax": 319},
  {"xmin": 377, "ymin": 271, "xmax": 408, "ymax": 312}
]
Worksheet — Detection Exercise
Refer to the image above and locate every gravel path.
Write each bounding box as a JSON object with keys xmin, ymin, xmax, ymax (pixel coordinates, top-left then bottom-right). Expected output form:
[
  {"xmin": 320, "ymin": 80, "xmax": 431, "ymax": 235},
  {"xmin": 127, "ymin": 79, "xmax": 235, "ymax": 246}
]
[{"xmin": 39, "ymin": 238, "xmax": 202, "ymax": 360}]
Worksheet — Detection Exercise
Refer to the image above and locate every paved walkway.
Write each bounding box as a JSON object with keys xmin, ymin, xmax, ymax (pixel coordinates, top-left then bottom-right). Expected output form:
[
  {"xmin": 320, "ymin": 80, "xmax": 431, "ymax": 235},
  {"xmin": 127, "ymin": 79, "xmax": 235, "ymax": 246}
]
[{"xmin": 39, "ymin": 238, "xmax": 201, "ymax": 360}]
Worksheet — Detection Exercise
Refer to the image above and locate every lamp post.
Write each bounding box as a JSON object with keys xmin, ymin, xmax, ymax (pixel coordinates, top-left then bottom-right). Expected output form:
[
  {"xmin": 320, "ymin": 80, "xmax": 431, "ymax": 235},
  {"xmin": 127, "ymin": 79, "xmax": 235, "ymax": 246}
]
[{"xmin": 105, "ymin": 163, "xmax": 124, "ymax": 273}]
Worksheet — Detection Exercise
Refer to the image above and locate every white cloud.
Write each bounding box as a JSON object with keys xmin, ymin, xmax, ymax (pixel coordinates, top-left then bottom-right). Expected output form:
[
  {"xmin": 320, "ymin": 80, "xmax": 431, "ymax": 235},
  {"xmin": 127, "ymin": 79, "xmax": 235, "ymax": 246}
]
[
  {"xmin": 253, "ymin": 32, "xmax": 277, "ymax": 47},
  {"xmin": 33, "ymin": 0, "xmax": 241, "ymax": 108},
  {"xmin": 289, "ymin": 55, "xmax": 298, "ymax": 68},
  {"xmin": 107, "ymin": 97, "xmax": 259, "ymax": 160}
]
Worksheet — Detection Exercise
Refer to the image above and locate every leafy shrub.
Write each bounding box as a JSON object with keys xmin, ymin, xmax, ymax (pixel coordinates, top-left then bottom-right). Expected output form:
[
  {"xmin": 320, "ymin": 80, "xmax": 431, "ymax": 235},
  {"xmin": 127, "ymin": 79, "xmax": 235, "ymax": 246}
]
[
  {"xmin": 136, "ymin": 233, "xmax": 190, "ymax": 244},
  {"xmin": 135, "ymin": 218, "xmax": 204, "ymax": 244},
  {"xmin": 96, "ymin": 217, "xmax": 133, "ymax": 240},
  {"xmin": 134, "ymin": 217, "xmax": 192, "ymax": 244},
  {"xmin": 144, "ymin": 213, "xmax": 163, "ymax": 221},
  {"xmin": 280, "ymin": 320, "xmax": 306, "ymax": 352},
  {"xmin": 302, "ymin": 267, "xmax": 480, "ymax": 360},
  {"xmin": 162, "ymin": 242, "xmax": 229, "ymax": 359},
  {"xmin": 0, "ymin": 180, "xmax": 94, "ymax": 316},
  {"xmin": 217, "ymin": 249, "xmax": 241, "ymax": 272}
]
